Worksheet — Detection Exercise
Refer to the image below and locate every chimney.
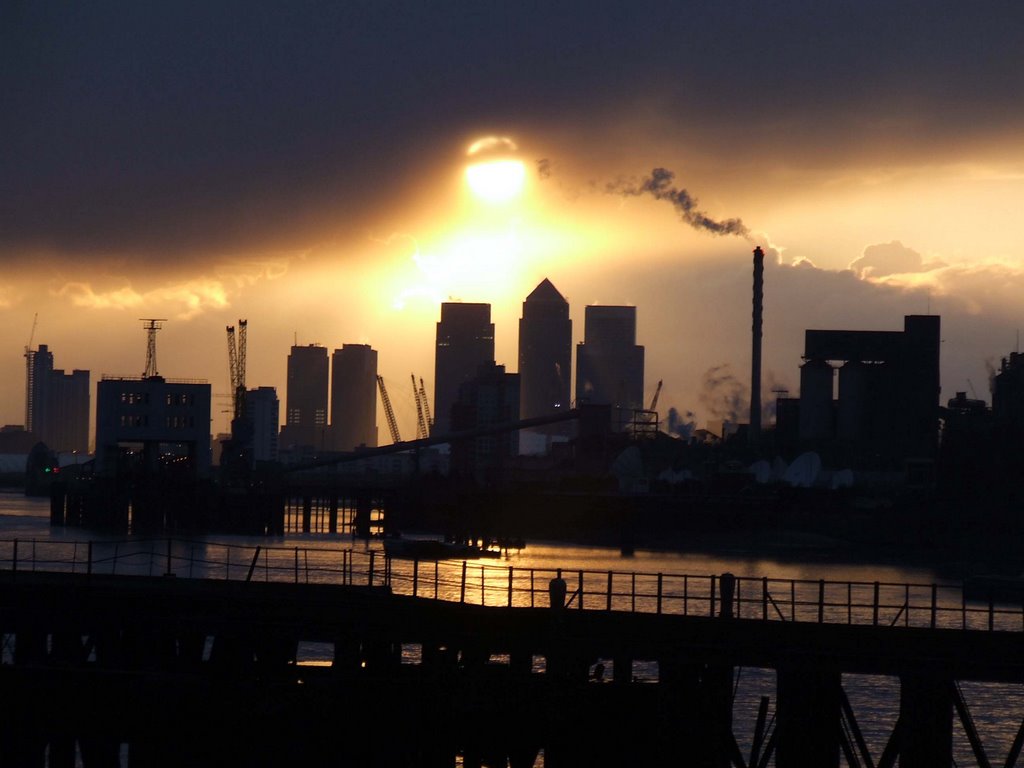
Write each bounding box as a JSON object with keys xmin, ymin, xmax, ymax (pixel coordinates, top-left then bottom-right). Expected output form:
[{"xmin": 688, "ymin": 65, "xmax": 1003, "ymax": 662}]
[{"xmin": 750, "ymin": 246, "xmax": 764, "ymax": 446}]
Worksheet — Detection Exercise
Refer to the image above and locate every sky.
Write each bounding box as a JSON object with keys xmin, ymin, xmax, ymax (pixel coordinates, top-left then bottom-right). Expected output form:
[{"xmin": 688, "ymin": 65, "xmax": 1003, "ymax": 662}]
[{"xmin": 4, "ymin": 1, "xmax": 1024, "ymax": 448}]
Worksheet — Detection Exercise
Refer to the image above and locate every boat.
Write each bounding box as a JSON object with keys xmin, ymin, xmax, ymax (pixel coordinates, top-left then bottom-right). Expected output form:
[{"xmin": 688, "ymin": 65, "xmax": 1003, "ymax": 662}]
[{"xmin": 382, "ymin": 537, "xmax": 504, "ymax": 561}]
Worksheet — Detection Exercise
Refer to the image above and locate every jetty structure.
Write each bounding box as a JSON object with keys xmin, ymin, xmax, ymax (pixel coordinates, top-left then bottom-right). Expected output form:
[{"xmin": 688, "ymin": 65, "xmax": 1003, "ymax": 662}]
[{"xmin": 0, "ymin": 539, "xmax": 1021, "ymax": 766}]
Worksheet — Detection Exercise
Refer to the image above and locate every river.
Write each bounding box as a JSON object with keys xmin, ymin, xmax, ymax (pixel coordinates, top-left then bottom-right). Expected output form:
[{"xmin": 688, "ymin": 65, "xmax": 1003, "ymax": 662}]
[{"xmin": 2, "ymin": 489, "xmax": 1022, "ymax": 766}]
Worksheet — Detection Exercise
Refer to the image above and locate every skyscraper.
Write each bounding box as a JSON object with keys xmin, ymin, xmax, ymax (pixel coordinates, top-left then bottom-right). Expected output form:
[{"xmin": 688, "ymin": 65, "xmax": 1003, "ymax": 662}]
[
  {"xmin": 281, "ymin": 344, "xmax": 329, "ymax": 450},
  {"xmin": 26, "ymin": 344, "xmax": 90, "ymax": 453},
  {"xmin": 575, "ymin": 306, "xmax": 645, "ymax": 428},
  {"xmin": 433, "ymin": 303, "xmax": 494, "ymax": 436},
  {"xmin": 450, "ymin": 362, "xmax": 520, "ymax": 483},
  {"xmin": 518, "ymin": 279, "xmax": 572, "ymax": 421},
  {"xmin": 330, "ymin": 344, "xmax": 378, "ymax": 451},
  {"xmin": 246, "ymin": 386, "xmax": 280, "ymax": 463}
]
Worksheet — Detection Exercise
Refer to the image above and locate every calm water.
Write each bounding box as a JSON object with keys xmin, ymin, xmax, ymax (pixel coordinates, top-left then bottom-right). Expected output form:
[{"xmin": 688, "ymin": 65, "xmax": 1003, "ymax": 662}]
[{"xmin": 2, "ymin": 490, "xmax": 1023, "ymax": 766}]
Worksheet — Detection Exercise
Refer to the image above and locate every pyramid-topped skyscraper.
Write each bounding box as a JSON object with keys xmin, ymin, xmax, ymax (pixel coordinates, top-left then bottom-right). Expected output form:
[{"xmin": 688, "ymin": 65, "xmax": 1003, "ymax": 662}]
[{"xmin": 518, "ymin": 278, "xmax": 572, "ymax": 424}]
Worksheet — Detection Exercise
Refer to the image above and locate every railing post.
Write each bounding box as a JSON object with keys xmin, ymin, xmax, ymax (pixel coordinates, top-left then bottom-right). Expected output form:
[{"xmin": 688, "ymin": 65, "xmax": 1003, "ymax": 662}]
[
  {"xmin": 294, "ymin": 547, "xmax": 299, "ymax": 584},
  {"xmin": 507, "ymin": 567, "xmax": 513, "ymax": 607},
  {"xmin": 710, "ymin": 575, "xmax": 717, "ymax": 617},
  {"xmin": 631, "ymin": 572, "xmax": 636, "ymax": 613},
  {"xmin": 818, "ymin": 579, "xmax": 826, "ymax": 623},
  {"xmin": 762, "ymin": 577, "xmax": 769, "ymax": 621},
  {"xmin": 656, "ymin": 573, "xmax": 663, "ymax": 615},
  {"xmin": 530, "ymin": 568, "xmax": 534, "ymax": 608},
  {"xmin": 12, "ymin": 538, "xmax": 17, "ymax": 575},
  {"xmin": 577, "ymin": 570, "xmax": 583, "ymax": 610},
  {"xmin": 434, "ymin": 561, "xmax": 439, "ymax": 600},
  {"xmin": 368, "ymin": 550, "xmax": 375, "ymax": 587},
  {"xmin": 481, "ymin": 565, "xmax": 486, "ymax": 606},
  {"xmin": 460, "ymin": 561, "xmax": 467, "ymax": 603},
  {"xmin": 931, "ymin": 584, "xmax": 938, "ymax": 629},
  {"xmin": 989, "ymin": 592, "xmax": 995, "ymax": 631},
  {"xmin": 413, "ymin": 558, "xmax": 419, "ymax": 597},
  {"xmin": 873, "ymin": 582, "xmax": 880, "ymax": 626},
  {"xmin": 720, "ymin": 573, "xmax": 735, "ymax": 619},
  {"xmin": 607, "ymin": 571, "xmax": 613, "ymax": 612}
]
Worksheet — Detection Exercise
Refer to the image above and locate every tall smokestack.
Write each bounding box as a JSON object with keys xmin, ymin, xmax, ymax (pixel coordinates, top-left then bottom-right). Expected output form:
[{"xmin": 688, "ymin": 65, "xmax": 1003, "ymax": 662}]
[{"xmin": 750, "ymin": 246, "xmax": 764, "ymax": 446}]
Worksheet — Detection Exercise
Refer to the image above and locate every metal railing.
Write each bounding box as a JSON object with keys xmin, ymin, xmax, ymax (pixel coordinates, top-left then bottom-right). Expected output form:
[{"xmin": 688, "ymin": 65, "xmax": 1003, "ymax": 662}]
[{"xmin": 0, "ymin": 537, "xmax": 1019, "ymax": 632}]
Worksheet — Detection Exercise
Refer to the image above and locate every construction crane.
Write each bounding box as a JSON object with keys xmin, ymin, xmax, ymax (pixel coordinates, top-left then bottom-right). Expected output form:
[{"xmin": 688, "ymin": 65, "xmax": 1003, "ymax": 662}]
[
  {"xmin": 24, "ymin": 313, "xmax": 38, "ymax": 431},
  {"xmin": 377, "ymin": 375, "xmax": 401, "ymax": 444},
  {"xmin": 419, "ymin": 377, "xmax": 433, "ymax": 433},
  {"xmin": 412, "ymin": 374, "xmax": 429, "ymax": 440},
  {"xmin": 226, "ymin": 319, "xmax": 248, "ymax": 420},
  {"xmin": 649, "ymin": 379, "xmax": 663, "ymax": 412}
]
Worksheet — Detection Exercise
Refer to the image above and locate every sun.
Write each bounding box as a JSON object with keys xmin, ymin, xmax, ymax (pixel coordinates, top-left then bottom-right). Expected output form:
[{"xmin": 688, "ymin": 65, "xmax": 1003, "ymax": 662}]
[
  {"xmin": 465, "ymin": 159, "xmax": 526, "ymax": 203},
  {"xmin": 464, "ymin": 136, "xmax": 526, "ymax": 204}
]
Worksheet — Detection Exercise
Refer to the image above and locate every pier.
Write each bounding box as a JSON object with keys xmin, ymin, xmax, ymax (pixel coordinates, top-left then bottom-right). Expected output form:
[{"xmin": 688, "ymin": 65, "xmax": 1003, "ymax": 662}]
[{"xmin": 1, "ymin": 539, "xmax": 1023, "ymax": 766}]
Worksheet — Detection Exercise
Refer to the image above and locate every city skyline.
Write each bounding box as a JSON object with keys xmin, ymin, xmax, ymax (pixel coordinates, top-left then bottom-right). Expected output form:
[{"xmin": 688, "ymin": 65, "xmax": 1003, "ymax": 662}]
[{"xmin": 4, "ymin": 3, "xmax": 1024, "ymax": 445}]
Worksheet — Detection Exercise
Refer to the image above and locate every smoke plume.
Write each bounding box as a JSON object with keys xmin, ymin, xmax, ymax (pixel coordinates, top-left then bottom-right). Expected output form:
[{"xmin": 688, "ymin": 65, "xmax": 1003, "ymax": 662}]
[
  {"xmin": 666, "ymin": 407, "xmax": 696, "ymax": 439},
  {"xmin": 608, "ymin": 168, "xmax": 750, "ymax": 239},
  {"xmin": 698, "ymin": 363, "xmax": 748, "ymax": 423}
]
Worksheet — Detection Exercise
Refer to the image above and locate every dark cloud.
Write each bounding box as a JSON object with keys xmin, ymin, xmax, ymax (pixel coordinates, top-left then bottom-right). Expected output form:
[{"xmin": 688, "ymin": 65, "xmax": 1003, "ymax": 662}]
[{"xmin": 3, "ymin": 2, "xmax": 1024, "ymax": 264}]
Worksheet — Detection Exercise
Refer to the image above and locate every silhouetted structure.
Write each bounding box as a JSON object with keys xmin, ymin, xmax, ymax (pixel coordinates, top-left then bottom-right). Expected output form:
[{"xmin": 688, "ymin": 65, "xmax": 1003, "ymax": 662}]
[
  {"xmin": 992, "ymin": 351, "xmax": 1024, "ymax": 446},
  {"xmin": 575, "ymin": 305, "xmax": 645, "ymax": 430},
  {"xmin": 95, "ymin": 375, "xmax": 213, "ymax": 476},
  {"xmin": 450, "ymin": 362, "xmax": 520, "ymax": 484},
  {"xmin": 25, "ymin": 344, "xmax": 89, "ymax": 454},
  {"xmin": 281, "ymin": 344, "xmax": 329, "ymax": 450},
  {"xmin": 518, "ymin": 278, "xmax": 572, "ymax": 445},
  {"xmin": 246, "ymin": 386, "xmax": 280, "ymax": 463},
  {"xmin": 786, "ymin": 315, "xmax": 941, "ymax": 469},
  {"xmin": 750, "ymin": 246, "xmax": 764, "ymax": 445},
  {"xmin": 433, "ymin": 303, "xmax": 494, "ymax": 437},
  {"xmin": 330, "ymin": 344, "xmax": 378, "ymax": 451}
]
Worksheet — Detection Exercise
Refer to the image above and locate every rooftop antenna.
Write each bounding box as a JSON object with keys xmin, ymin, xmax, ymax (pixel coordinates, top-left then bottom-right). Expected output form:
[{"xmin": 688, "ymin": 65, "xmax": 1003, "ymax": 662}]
[{"xmin": 140, "ymin": 318, "xmax": 167, "ymax": 378}]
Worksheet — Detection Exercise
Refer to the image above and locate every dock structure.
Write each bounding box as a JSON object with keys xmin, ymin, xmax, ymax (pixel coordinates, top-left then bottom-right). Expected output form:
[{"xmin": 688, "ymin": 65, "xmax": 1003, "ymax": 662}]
[{"xmin": 0, "ymin": 542, "xmax": 1022, "ymax": 766}]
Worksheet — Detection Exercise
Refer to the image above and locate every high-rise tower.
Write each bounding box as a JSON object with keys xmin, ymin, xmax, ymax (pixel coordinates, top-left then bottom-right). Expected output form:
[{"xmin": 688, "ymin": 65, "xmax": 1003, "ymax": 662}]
[
  {"xmin": 330, "ymin": 344, "xmax": 378, "ymax": 451},
  {"xmin": 433, "ymin": 303, "xmax": 494, "ymax": 436},
  {"xmin": 281, "ymin": 344, "xmax": 329, "ymax": 450},
  {"xmin": 518, "ymin": 278, "xmax": 572, "ymax": 421},
  {"xmin": 575, "ymin": 306, "xmax": 644, "ymax": 429},
  {"xmin": 27, "ymin": 344, "xmax": 90, "ymax": 453}
]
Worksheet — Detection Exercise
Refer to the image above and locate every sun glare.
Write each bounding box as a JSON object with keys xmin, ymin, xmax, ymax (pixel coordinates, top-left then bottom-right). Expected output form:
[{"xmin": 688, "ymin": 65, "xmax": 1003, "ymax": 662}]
[{"xmin": 465, "ymin": 160, "xmax": 527, "ymax": 204}]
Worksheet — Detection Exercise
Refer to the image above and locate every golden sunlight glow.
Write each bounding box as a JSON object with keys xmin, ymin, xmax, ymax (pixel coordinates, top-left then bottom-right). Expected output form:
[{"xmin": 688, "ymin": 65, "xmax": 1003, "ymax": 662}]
[{"xmin": 465, "ymin": 160, "xmax": 527, "ymax": 204}]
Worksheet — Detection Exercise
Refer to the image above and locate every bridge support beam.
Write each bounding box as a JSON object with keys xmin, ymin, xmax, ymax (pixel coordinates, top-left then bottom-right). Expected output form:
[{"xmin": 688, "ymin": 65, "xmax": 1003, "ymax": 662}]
[
  {"xmin": 301, "ymin": 496, "xmax": 312, "ymax": 533},
  {"xmin": 776, "ymin": 660, "xmax": 841, "ymax": 768},
  {"xmin": 355, "ymin": 494, "xmax": 372, "ymax": 539},
  {"xmin": 898, "ymin": 672, "xmax": 952, "ymax": 768}
]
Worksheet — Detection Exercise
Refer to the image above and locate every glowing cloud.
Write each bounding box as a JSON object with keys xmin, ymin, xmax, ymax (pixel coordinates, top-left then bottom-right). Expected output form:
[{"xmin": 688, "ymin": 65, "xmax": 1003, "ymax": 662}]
[
  {"xmin": 467, "ymin": 136, "xmax": 518, "ymax": 156},
  {"xmin": 53, "ymin": 278, "xmax": 229, "ymax": 319}
]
